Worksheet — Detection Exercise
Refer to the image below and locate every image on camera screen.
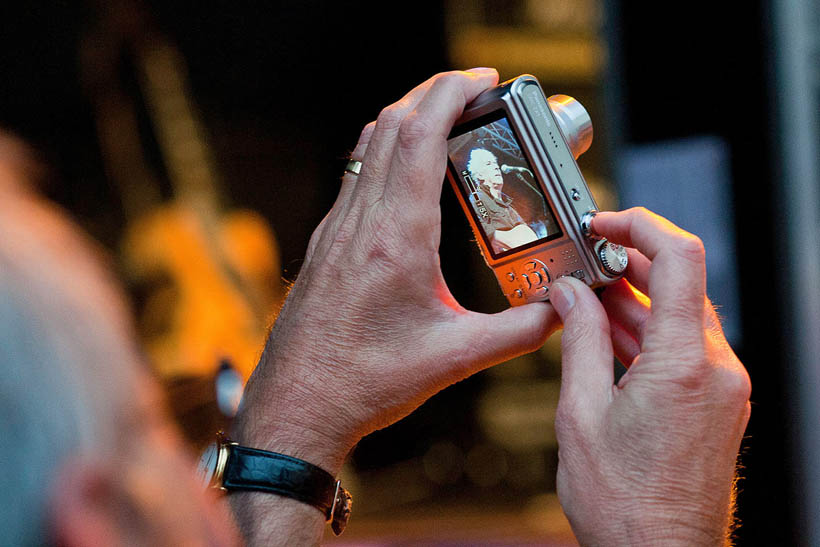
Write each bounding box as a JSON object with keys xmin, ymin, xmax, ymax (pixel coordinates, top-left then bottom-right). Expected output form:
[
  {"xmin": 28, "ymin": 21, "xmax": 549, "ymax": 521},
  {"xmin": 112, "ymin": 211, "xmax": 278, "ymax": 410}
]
[{"xmin": 448, "ymin": 112, "xmax": 562, "ymax": 259}]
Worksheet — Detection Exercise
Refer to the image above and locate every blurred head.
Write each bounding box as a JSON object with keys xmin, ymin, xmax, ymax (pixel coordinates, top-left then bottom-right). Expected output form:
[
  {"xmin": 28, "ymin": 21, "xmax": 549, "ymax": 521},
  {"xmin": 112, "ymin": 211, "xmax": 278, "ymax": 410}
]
[
  {"xmin": 466, "ymin": 148, "xmax": 503, "ymax": 194},
  {"xmin": 0, "ymin": 136, "xmax": 238, "ymax": 546}
]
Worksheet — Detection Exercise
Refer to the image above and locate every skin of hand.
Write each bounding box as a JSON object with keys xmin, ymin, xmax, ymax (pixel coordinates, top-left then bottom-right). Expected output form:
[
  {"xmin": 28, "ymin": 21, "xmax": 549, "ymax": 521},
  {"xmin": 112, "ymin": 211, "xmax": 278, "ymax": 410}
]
[
  {"xmin": 550, "ymin": 208, "xmax": 752, "ymax": 546},
  {"xmin": 228, "ymin": 69, "xmax": 559, "ymax": 545}
]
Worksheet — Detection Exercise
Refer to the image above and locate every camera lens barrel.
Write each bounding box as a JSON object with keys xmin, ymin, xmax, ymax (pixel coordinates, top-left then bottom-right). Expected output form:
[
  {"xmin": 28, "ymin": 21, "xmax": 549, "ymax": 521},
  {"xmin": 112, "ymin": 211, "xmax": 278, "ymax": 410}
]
[{"xmin": 547, "ymin": 95, "xmax": 593, "ymax": 160}]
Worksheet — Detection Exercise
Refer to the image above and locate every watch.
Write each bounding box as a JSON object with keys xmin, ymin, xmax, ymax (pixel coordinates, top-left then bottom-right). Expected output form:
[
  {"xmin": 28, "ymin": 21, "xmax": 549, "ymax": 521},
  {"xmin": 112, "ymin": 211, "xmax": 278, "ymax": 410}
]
[{"xmin": 197, "ymin": 432, "xmax": 352, "ymax": 535}]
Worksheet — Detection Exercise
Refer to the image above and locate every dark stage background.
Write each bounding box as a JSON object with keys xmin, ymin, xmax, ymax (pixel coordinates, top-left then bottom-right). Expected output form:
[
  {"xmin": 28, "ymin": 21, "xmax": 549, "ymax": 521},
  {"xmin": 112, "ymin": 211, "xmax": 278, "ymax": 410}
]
[{"xmin": 0, "ymin": 1, "xmax": 803, "ymax": 544}]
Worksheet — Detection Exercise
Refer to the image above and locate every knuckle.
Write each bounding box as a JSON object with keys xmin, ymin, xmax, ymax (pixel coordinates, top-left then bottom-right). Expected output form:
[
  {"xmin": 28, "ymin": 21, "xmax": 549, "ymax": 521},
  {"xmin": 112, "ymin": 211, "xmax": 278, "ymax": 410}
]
[
  {"xmin": 624, "ymin": 206, "xmax": 652, "ymax": 234},
  {"xmin": 659, "ymin": 347, "xmax": 751, "ymax": 410},
  {"xmin": 683, "ymin": 354, "xmax": 712, "ymax": 386},
  {"xmin": 376, "ymin": 105, "xmax": 405, "ymax": 132},
  {"xmin": 358, "ymin": 121, "xmax": 377, "ymax": 144},
  {"xmin": 397, "ymin": 111, "xmax": 433, "ymax": 151},
  {"xmin": 628, "ymin": 206, "xmax": 653, "ymax": 220},
  {"xmin": 675, "ymin": 234, "xmax": 706, "ymax": 263},
  {"xmin": 432, "ymin": 70, "xmax": 464, "ymax": 89},
  {"xmin": 717, "ymin": 366, "xmax": 752, "ymax": 406},
  {"xmin": 305, "ymin": 216, "xmax": 329, "ymax": 256},
  {"xmin": 562, "ymin": 312, "xmax": 609, "ymax": 352},
  {"xmin": 431, "ymin": 71, "xmax": 469, "ymax": 101},
  {"xmin": 627, "ymin": 206, "xmax": 662, "ymax": 229},
  {"xmin": 555, "ymin": 401, "xmax": 592, "ymax": 440},
  {"xmin": 627, "ymin": 206, "xmax": 706, "ymax": 264}
]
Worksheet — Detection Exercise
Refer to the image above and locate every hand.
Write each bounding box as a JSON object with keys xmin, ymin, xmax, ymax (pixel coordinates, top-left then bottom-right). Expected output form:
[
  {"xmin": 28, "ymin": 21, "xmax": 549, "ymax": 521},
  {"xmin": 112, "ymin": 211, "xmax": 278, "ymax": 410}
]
[
  {"xmin": 550, "ymin": 208, "xmax": 751, "ymax": 545},
  {"xmin": 229, "ymin": 69, "xmax": 560, "ymax": 544},
  {"xmin": 234, "ymin": 69, "xmax": 559, "ymax": 474}
]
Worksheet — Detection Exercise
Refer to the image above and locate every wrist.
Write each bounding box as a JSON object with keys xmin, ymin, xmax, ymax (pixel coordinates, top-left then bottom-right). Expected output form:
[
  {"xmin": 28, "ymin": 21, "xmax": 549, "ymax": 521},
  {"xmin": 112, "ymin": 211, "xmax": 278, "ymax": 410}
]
[
  {"xmin": 571, "ymin": 501, "xmax": 733, "ymax": 546},
  {"xmin": 229, "ymin": 490, "xmax": 326, "ymax": 546},
  {"xmin": 225, "ymin": 387, "xmax": 356, "ymax": 545},
  {"xmin": 231, "ymin": 371, "xmax": 357, "ymax": 477},
  {"xmin": 624, "ymin": 512, "xmax": 730, "ymax": 546},
  {"xmin": 231, "ymin": 409, "xmax": 351, "ymax": 480}
]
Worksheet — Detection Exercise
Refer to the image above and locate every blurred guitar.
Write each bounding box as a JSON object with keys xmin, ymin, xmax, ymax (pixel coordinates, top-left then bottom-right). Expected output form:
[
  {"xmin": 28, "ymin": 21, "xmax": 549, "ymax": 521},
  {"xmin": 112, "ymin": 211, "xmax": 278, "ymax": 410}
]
[
  {"xmin": 492, "ymin": 223, "xmax": 539, "ymax": 253},
  {"xmin": 82, "ymin": 2, "xmax": 283, "ymax": 382}
]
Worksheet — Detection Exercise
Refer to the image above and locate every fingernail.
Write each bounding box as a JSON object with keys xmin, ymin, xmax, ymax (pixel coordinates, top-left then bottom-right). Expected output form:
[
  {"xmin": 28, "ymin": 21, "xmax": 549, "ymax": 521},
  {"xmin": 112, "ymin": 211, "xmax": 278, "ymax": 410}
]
[
  {"xmin": 550, "ymin": 280, "xmax": 576, "ymax": 317},
  {"xmin": 466, "ymin": 67, "xmax": 497, "ymax": 74}
]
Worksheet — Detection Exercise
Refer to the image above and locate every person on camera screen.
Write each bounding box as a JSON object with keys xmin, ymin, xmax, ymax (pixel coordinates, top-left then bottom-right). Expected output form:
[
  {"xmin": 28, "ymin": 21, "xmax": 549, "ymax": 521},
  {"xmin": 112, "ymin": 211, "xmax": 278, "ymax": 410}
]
[{"xmin": 466, "ymin": 147, "xmax": 539, "ymax": 253}]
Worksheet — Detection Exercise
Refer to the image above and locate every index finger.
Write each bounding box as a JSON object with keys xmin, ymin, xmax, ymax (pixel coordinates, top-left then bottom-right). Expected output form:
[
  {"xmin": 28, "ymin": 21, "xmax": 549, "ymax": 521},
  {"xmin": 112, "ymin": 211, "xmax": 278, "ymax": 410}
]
[
  {"xmin": 382, "ymin": 69, "xmax": 499, "ymax": 209},
  {"xmin": 592, "ymin": 207, "xmax": 706, "ymax": 338}
]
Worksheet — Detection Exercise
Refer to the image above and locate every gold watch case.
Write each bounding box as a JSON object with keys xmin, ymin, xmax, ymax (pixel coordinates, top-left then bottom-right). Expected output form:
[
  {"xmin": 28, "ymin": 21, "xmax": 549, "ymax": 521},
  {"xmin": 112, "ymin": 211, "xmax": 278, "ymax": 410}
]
[{"xmin": 196, "ymin": 432, "xmax": 237, "ymax": 491}]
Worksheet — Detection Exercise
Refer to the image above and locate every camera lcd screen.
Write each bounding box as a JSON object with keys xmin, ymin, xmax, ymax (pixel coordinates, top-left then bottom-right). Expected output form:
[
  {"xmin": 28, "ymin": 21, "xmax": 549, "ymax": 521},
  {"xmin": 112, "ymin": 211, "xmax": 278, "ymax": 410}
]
[{"xmin": 448, "ymin": 111, "xmax": 562, "ymax": 260}]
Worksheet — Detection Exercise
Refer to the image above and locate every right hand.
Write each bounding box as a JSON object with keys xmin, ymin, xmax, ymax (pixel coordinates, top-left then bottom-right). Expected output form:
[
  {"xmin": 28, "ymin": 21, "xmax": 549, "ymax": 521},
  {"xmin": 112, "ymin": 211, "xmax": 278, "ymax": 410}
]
[
  {"xmin": 228, "ymin": 69, "xmax": 560, "ymax": 545},
  {"xmin": 233, "ymin": 69, "xmax": 558, "ymax": 475},
  {"xmin": 550, "ymin": 207, "xmax": 751, "ymax": 545}
]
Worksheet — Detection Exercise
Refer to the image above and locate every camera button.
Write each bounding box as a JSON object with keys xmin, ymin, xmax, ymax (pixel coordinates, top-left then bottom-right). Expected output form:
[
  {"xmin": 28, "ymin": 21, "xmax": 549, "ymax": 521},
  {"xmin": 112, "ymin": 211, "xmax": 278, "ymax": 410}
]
[
  {"xmin": 580, "ymin": 210, "xmax": 597, "ymax": 237},
  {"xmin": 506, "ymin": 272, "xmax": 516, "ymax": 282},
  {"xmin": 513, "ymin": 289, "xmax": 524, "ymax": 299},
  {"xmin": 530, "ymin": 271, "xmax": 543, "ymax": 285},
  {"xmin": 534, "ymin": 286, "xmax": 549, "ymax": 297},
  {"xmin": 521, "ymin": 274, "xmax": 532, "ymax": 289},
  {"xmin": 524, "ymin": 259, "xmax": 548, "ymax": 272},
  {"xmin": 540, "ymin": 267, "xmax": 552, "ymax": 283}
]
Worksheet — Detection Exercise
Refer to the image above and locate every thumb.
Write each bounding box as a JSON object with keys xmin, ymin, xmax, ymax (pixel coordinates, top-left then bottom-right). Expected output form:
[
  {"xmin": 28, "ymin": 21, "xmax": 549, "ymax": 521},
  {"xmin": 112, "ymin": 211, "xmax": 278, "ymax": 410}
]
[
  {"xmin": 451, "ymin": 301, "xmax": 560, "ymax": 374},
  {"xmin": 551, "ymin": 277, "xmax": 614, "ymax": 419}
]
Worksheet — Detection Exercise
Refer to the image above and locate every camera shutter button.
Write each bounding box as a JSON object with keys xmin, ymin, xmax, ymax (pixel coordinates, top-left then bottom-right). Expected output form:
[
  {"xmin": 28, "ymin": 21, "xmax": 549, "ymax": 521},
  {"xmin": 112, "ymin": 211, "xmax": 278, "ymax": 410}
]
[{"xmin": 596, "ymin": 240, "xmax": 628, "ymax": 276}]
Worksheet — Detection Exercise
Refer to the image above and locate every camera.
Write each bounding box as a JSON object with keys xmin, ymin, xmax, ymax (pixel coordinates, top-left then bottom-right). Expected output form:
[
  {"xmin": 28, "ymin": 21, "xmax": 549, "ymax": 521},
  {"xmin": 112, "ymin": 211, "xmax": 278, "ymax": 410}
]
[{"xmin": 446, "ymin": 74, "xmax": 627, "ymax": 306}]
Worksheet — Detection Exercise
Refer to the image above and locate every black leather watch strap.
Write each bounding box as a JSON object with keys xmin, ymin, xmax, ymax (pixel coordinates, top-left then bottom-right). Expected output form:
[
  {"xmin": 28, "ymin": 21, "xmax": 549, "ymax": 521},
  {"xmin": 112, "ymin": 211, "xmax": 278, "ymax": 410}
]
[
  {"xmin": 215, "ymin": 439, "xmax": 352, "ymax": 535},
  {"xmin": 223, "ymin": 445, "xmax": 337, "ymax": 515}
]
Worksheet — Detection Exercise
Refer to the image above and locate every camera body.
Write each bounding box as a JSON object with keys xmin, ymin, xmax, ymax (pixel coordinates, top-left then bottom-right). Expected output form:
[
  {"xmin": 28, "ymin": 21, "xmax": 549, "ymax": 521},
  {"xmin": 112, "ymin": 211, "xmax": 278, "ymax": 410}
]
[{"xmin": 446, "ymin": 74, "xmax": 627, "ymax": 306}]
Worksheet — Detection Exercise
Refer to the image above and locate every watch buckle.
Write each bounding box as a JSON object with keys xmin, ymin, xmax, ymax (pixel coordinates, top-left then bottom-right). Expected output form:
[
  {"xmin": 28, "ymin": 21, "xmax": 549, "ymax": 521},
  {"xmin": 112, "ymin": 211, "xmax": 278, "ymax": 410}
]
[
  {"xmin": 214, "ymin": 431, "xmax": 238, "ymax": 492},
  {"xmin": 328, "ymin": 479, "xmax": 352, "ymax": 536}
]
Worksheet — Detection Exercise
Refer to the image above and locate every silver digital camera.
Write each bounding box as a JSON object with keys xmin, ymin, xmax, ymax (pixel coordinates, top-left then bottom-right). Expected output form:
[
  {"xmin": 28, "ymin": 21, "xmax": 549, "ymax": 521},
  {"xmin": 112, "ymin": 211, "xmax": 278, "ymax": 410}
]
[{"xmin": 446, "ymin": 74, "xmax": 627, "ymax": 306}]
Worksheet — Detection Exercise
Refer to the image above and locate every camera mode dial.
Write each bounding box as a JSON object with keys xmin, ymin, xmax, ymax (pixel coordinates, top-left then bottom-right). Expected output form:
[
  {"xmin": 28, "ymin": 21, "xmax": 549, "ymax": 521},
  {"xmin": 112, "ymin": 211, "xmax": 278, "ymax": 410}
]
[{"xmin": 595, "ymin": 240, "xmax": 628, "ymax": 277}]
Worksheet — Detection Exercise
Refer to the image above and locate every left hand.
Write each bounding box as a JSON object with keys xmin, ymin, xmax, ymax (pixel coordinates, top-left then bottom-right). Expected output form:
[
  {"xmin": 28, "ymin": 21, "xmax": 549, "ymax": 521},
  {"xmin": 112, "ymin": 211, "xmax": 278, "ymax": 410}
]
[
  {"xmin": 551, "ymin": 208, "xmax": 751, "ymax": 545},
  {"xmin": 233, "ymin": 69, "xmax": 559, "ymax": 475}
]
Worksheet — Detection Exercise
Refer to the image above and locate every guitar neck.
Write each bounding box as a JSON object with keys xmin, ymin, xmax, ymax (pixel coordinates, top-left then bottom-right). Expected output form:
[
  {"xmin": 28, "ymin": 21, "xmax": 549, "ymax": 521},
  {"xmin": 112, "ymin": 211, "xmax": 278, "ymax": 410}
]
[{"xmin": 138, "ymin": 40, "xmax": 223, "ymax": 220}]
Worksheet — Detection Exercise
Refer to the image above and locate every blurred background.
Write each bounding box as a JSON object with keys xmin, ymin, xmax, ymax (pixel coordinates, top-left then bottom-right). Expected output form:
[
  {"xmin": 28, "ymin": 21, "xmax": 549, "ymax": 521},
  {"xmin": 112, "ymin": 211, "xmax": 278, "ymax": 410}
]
[{"xmin": 1, "ymin": 0, "xmax": 818, "ymax": 544}]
